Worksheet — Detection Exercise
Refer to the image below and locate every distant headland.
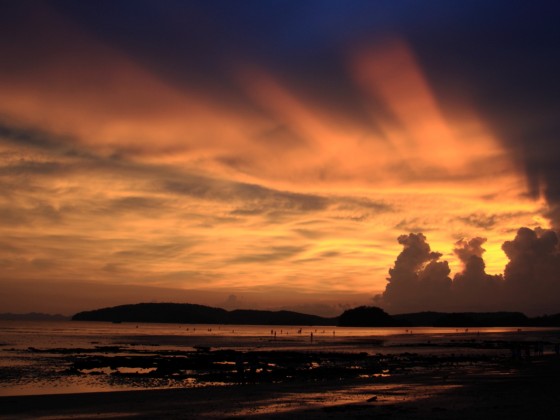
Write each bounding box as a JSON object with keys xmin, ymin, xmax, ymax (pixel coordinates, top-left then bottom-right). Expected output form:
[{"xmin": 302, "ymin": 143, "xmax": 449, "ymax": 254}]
[{"xmin": 71, "ymin": 303, "xmax": 560, "ymax": 327}]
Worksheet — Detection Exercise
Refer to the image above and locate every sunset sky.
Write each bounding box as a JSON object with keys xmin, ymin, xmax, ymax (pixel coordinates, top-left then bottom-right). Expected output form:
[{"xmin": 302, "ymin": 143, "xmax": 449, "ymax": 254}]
[{"xmin": 1, "ymin": 1, "xmax": 560, "ymax": 316}]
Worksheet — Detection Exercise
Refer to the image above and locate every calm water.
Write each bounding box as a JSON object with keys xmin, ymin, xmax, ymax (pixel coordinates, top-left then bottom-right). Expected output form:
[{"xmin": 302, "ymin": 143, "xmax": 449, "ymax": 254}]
[{"xmin": 1, "ymin": 320, "xmax": 559, "ymax": 396}]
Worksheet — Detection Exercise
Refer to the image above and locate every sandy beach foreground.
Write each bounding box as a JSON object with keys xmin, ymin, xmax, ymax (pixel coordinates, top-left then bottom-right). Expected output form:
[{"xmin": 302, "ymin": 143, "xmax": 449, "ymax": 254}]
[{"xmin": 2, "ymin": 355, "xmax": 560, "ymax": 419}]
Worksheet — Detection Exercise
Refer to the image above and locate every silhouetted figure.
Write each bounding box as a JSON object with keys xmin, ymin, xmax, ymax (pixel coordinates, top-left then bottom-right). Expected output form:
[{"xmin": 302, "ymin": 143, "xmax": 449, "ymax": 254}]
[{"xmin": 310, "ymin": 332, "xmax": 313, "ymax": 342}]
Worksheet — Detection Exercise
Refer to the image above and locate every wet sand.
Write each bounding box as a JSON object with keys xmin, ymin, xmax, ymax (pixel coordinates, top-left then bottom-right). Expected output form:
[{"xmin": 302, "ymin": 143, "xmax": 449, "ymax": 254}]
[{"xmin": 2, "ymin": 355, "xmax": 560, "ymax": 419}]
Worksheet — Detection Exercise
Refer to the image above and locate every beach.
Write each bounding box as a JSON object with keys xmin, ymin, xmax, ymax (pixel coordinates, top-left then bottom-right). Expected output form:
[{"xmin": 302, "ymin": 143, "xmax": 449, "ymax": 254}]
[
  {"xmin": 2, "ymin": 321, "xmax": 560, "ymax": 418},
  {"xmin": 2, "ymin": 355, "xmax": 560, "ymax": 419}
]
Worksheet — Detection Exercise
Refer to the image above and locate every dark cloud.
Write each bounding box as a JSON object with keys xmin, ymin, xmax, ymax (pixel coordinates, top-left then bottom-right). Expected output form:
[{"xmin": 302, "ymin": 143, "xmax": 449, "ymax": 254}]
[
  {"xmin": 501, "ymin": 228, "xmax": 560, "ymax": 313},
  {"xmin": 0, "ymin": 160, "xmax": 66, "ymax": 177},
  {"xmin": 394, "ymin": 218, "xmax": 433, "ymax": 233},
  {"xmin": 0, "ymin": 120, "xmax": 66, "ymax": 149},
  {"xmin": 0, "ymin": 201, "xmax": 62, "ymax": 226},
  {"xmin": 292, "ymin": 229, "xmax": 328, "ymax": 240},
  {"xmin": 164, "ymin": 178, "xmax": 390, "ymax": 219},
  {"xmin": 113, "ymin": 241, "xmax": 193, "ymax": 261},
  {"xmin": 294, "ymin": 249, "xmax": 342, "ymax": 265},
  {"xmin": 0, "ymin": 240, "xmax": 22, "ymax": 254},
  {"xmin": 0, "ymin": 206, "xmax": 29, "ymax": 226},
  {"xmin": 376, "ymin": 229, "xmax": 560, "ymax": 315},
  {"xmin": 228, "ymin": 245, "xmax": 306, "ymax": 265},
  {"xmin": 374, "ymin": 233, "xmax": 452, "ymax": 313},
  {"xmin": 229, "ymin": 208, "xmax": 267, "ymax": 216},
  {"xmin": 335, "ymin": 197, "xmax": 391, "ymax": 212},
  {"xmin": 48, "ymin": 1, "xmax": 517, "ymax": 136},
  {"xmin": 457, "ymin": 212, "xmax": 538, "ymax": 231},
  {"xmin": 319, "ymin": 251, "xmax": 341, "ymax": 258},
  {"xmin": 408, "ymin": 3, "xmax": 560, "ymax": 226},
  {"xmin": 454, "ymin": 237, "xmax": 486, "ymax": 263},
  {"xmin": 164, "ymin": 179, "xmax": 328, "ymax": 212},
  {"xmin": 106, "ymin": 196, "xmax": 168, "ymax": 216},
  {"xmin": 456, "ymin": 214, "xmax": 497, "ymax": 230},
  {"xmin": 451, "ymin": 238, "xmax": 503, "ymax": 311},
  {"xmin": 0, "ymin": 120, "xmax": 116, "ymax": 170}
]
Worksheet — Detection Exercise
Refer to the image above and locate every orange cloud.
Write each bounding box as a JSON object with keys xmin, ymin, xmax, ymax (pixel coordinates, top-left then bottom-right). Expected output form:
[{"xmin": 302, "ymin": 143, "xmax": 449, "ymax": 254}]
[
  {"xmin": 0, "ymin": 9, "xmax": 547, "ymax": 315},
  {"xmin": 351, "ymin": 37, "xmax": 506, "ymax": 177}
]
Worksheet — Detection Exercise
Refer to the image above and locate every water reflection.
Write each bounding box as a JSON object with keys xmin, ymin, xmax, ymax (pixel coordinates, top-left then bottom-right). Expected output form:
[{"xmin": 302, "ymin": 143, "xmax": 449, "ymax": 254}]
[{"xmin": 1, "ymin": 321, "xmax": 559, "ymax": 396}]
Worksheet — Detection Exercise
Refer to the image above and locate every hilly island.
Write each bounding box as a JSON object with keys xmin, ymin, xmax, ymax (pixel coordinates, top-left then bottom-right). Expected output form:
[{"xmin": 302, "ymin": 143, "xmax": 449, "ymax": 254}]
[{"xmin": 72, "ymin": 303, "xmax": 560, "ymax": 327}]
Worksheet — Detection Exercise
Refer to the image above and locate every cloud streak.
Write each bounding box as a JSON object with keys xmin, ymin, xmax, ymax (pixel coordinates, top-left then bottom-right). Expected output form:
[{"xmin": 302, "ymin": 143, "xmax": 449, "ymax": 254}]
[{"xmin": 0, "ymin": 1, "xmax": 557, "ymax": 315}]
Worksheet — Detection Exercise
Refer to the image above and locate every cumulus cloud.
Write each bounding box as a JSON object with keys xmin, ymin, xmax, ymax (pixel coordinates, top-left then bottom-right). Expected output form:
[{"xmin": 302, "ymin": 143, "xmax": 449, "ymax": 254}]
[
  {"xmin": 454, "ymin": 237, "xmax": 486, "ymax": 263},
  {"xmin": 376, "ymin": 228, "xmax": 560, "ymax": 315},
  {"xmin": 451, "ymin": 238, "xmax": 503, "ymax": 311},
  {"xmin": 501, "ymin": 227, "xmax": 560, "ymax": 313},
  {"xmin": 375, "ymin": 233, "xmax": 452, "ymax": 313}
]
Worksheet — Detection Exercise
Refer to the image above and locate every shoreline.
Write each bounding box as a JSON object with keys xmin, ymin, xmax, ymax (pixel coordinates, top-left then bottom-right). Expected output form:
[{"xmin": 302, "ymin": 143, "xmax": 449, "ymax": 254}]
[
  {"xmin": 2, "ymin": 323, "xmax": 560, "ymax": 418},
  {"xmin": 2, "ymin": 354, "xmax": 560, "ymax": 419}
]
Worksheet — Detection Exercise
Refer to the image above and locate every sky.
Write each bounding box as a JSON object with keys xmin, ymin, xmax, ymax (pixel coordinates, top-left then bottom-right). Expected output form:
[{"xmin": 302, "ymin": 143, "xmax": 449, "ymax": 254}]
[{"xmin": 1, "ymin": 1, "xmax": 560, "ymax": 317}]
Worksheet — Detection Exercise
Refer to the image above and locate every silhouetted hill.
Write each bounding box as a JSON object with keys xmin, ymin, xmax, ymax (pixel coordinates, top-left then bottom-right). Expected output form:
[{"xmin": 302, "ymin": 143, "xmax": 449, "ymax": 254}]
[
  {"xmin": 72, "ymin": 303, "xmax": 335, "ymax": 325},
  {"xmin": 73, "ymin": 303, "xmax": 227, "ymax": 324},
  {"xmin": 72, "ymin": 303, "xmax": 560, "ymax": 327},
  {"xmin": 0, "ymin": 312, "xmax": 69, "ymax": 321},
  {"xmin": 338, "ymin": 306, "xmax": 397, "ymax": 327},
  {"xmin": 529, "ymin": 313, "xmax": 560, "ymax": 327}
]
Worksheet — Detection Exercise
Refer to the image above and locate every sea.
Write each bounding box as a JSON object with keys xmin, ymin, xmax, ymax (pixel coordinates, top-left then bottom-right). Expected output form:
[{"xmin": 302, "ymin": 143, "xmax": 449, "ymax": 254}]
[{"xmin": 1, "ymin": 320, "xmax": 559, "ymax": 396}]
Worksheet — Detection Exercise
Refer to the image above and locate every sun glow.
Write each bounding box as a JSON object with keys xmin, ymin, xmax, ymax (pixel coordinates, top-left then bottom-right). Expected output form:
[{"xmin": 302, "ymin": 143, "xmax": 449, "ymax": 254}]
[{"xmin": 0, "ymin": 5, "xmax": 550, "ymax": 315}]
